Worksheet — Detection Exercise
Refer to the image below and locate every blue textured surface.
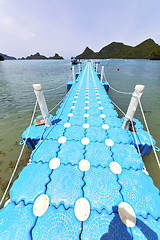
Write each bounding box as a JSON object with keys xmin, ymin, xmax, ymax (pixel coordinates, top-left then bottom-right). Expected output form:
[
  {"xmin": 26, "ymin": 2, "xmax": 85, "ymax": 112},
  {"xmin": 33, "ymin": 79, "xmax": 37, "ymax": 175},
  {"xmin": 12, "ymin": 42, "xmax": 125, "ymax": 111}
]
[
  {"xmin": 10, "ymin": 162, "xmax": 51, "ymax": 204},
  {"xmin": 0, "ymin": 202, "xmax": 36, "ymax": 240},
  {"xmin": 108, "ymin": 127, "xmax": 132, "ymax": 144},
  {"xmin": 46, "ymin": 164, "xmax": 83, "ymax": 208},
  {"xmin": 85, "ymin": 142, "xmax": 113, "ymax": 167},
  {"xmin": 0, "ymin": 61, "xmax": 159, "ymax": 239},
  {"xmin": 58, "ymin": 140, "xmax": 84, "ymax": 164},
  {"xmin": 31, "ymin": 139, "xmax": 59, "ymax": 163},
  {"xmin": 32, "ymin": 205, "xmax": 81, "ymax": 239},
  {"xmin": 82, "ymin": 210, "xmax": 131, "ymax": 240},
  {"xmin": 112, "ymin": 144, "xmax": 144, "ymax": 170},
  {"xmin": 84, "ymin": 166, "xmax": 122, "ymax": 213},
  {"xmin": 118, "ymin": 168, "xmax": 160, "ymax": 219}
]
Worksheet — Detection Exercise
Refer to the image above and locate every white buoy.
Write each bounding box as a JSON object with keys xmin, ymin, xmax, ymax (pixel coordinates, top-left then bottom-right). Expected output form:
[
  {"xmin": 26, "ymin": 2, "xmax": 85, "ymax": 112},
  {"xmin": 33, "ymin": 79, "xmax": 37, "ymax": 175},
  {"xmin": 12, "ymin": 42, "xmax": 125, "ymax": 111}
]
[
  {"xmin": 100, "ymin": 114, "xmax": 106, "ymax": 118},
  {"xmin": 82, "ymin": 123, "xmax": 89, "ymax": 129},
  {"xmin": 49, "ymin": 158, "xmax": 60, "ymax": 169},
  {"xmin": 81, "ymin": 137, "xmax": 90, "ymax": 145},
  {"xmin": 101, "ymin": 66, "xmax": 104, "ymax": 83},
  {"xmin": 33, "ymin": 84, "xmax": 52, "ymax": 127},
  {"xmin": 109, "ymin": 162, "xmax": 122, "ymax": 174},
  {"xmin": 58, "ymin": 136, "xmax": 67, "ymax": 144},
  {"xmin": 74, "ymin": 198, "xmax": 90, "ymax": 221},
  {"xmin": 123, "ymin": 85, "xmax": 145, "ymax": 130},
  {"xmin": 105, "ymin": 139, "xmax": 114, "ymax": 146},
  {"xmin": 118, "ymin": 202, "xmax": 136, "ymax": 227},
  {"xmin": 33, "ymin": 194, "xmax": 50, "ymax": 217},
  {"xmin": 68, "ymin": 113, "xmax": 73, "ymax": 117},
  {"xmin": 84, "ymin": 113, "xmax": 89, "ymax": 118},
  {"xmin": 79, "ymin": 159, "xmax": 90, "ymax": 172},
  {"xmin": 102, "ymin": 124, "xmax": 109, "ymax": 130},
  {"xmin": 64, "ymin": 122, "xmax": 71, "ymax": 128}
]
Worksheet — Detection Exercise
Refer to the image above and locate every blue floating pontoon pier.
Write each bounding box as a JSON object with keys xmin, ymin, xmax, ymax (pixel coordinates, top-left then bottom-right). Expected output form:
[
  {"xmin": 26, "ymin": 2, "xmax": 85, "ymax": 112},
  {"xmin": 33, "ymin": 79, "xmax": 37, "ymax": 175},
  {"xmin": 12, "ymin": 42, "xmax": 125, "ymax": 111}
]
[{"xmin": 0, "ymin": 61, "xmax": 160, "ymax": 239}]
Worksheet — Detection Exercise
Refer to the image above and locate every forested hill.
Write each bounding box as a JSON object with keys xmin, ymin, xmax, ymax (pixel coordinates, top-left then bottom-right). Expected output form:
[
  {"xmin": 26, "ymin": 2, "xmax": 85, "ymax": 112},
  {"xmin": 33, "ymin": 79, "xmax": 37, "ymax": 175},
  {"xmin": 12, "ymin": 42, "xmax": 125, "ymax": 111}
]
[{"xmin": 76, "ymin": 39, "xmax": 159, "ymax": 59}]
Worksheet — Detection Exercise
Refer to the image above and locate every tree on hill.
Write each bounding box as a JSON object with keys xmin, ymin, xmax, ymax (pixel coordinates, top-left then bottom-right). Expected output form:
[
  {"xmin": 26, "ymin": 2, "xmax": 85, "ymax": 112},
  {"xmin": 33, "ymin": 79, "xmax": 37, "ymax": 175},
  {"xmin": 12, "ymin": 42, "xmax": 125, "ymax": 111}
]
[{"xmin": 148, "ymin": 46, "xmax": 160, "ymax": 60}]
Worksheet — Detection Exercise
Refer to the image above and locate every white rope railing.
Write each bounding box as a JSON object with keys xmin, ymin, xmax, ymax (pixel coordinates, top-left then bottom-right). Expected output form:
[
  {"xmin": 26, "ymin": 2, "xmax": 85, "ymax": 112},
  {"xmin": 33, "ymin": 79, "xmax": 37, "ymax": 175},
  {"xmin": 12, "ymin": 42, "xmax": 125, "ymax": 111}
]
[
  {"xmin": 48, "ymin": 93, "xmax": 67, "ymax": 114},
  {"xmin": 110, "ymin": 98, "xmax": 126, "ymax": 116},
  {"xmin": 39, "ymin": 125, "xmax": 46, "ymax": 142},
  {"xmin": 104, "ymin": 74, "xmax": 132, "ymax": 95},
  {"xmin": 138, "ymin": 97, "xmax": 160, "ymax": 168},
  {"xmin": 0, "ymin": 99, "xmax": 38, "ymax": 207},
  {"xmin": 130, "ymin": 120, "xmax": 147, "ymax": 171},
  {"xmin": 45, "ymin": 74, "xmax": 72, "ymax": 93}
]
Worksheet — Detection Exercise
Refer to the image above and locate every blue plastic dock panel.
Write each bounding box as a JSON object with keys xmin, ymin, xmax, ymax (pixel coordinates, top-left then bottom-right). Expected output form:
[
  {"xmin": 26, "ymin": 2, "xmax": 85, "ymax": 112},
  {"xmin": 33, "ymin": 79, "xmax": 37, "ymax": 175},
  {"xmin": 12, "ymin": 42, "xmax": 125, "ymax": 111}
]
[{"xmin": 0, "ymin": 61, "xmax": 160, "ymax": 239}]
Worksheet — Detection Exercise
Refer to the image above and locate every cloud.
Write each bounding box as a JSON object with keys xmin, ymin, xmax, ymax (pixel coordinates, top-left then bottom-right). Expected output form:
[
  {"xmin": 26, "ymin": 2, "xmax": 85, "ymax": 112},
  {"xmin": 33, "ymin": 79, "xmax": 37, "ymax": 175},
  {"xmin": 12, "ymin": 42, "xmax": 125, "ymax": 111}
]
[{"xmin": 0, "ymin": 16, "xmax": 36, "ymax": 40}]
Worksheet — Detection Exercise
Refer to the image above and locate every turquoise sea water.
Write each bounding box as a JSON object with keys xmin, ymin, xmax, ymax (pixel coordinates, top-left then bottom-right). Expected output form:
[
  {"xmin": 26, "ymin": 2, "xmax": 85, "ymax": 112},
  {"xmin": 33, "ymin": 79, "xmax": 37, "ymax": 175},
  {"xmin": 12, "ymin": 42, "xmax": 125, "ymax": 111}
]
[{"xmin": 0, "ymin": 59, "xmax": 160, "ymax": 203}]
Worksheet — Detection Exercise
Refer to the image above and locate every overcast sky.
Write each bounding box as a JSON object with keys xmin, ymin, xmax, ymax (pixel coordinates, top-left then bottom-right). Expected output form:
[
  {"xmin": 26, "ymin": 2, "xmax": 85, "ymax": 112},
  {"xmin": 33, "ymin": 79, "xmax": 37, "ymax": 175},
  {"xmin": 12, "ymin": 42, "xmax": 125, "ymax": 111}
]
[{"xmin": 0, "ymin": 0, "xmax": 160, "ymax": 58}]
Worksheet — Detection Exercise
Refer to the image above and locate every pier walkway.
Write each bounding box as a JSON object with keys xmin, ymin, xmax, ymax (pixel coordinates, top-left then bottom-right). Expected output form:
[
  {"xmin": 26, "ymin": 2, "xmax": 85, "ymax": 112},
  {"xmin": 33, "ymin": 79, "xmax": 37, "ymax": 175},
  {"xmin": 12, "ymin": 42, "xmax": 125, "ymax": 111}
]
[{"xmin": 0, "ymin": 62, "xmax": 160, "ymax": 239}]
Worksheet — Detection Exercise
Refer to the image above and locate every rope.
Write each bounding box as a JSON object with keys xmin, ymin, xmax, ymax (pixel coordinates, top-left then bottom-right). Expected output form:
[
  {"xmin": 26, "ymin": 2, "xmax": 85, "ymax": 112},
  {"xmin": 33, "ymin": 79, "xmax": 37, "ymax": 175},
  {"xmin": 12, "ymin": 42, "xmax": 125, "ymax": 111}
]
[
  {"xmin": 39, "ymin": 125, "xmax": 46, "ymax": 142},
  {"xmin": 104, "ymin": 74, "xmax": 132, "ymax": 95},
  {"xmin": 130, "ymin": 120, "xmax": 147, "ymax": 171},
  {"xmin": 138, "ymin": 97, "xmax": 160, "ymax": 168},
  {"xmin": 110, "ymin": 98, "xmax": 126, "ymax": 116},
  {"xmin": 0, "ymin": 99, "xmax": 38, "ymax": 207},
  {"xmin": 44, "ymin": 74, "xmax": 72, "ymax": 93},
  {"xmin": 48, "ymin": 93, "xmax": 67, "ymax": 114}
]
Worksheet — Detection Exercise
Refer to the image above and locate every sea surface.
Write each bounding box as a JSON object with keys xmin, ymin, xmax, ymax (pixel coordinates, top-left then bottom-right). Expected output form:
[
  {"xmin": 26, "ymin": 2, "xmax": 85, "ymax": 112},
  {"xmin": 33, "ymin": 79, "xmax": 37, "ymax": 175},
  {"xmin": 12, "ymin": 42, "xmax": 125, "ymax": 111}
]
[{"xmin": 0, "ymin": 59, "xmax": 160, "ymax": 204}]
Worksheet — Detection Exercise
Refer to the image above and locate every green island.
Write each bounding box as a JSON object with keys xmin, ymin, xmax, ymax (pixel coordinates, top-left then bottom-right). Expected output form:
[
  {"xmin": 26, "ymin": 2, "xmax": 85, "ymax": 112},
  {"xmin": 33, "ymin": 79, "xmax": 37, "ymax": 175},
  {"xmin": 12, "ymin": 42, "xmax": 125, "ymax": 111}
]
[
  {"xmin": 0, "ymin": 53, "xmax": 16, "ymax": 60},
  {"xmin": 25, "ymin": 52, "xmax": 64, "ymax": 60},
  {"xmin": 76, "ymin": 39, "xmax": 160, "ymax": 60}
]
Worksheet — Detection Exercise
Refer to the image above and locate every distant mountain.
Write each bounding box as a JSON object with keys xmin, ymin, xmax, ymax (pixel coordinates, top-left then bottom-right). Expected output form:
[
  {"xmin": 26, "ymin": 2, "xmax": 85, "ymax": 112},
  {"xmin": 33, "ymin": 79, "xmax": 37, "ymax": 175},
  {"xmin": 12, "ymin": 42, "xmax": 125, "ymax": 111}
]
[
  {"xmin": 0, "ymin": 55, "xmax": 4, "ymax": 61},
  {"xmin": 48, "ymin": 53, "xmax": 64, "ymax": 59},
  {"xmin": 0, "ymin": 53, "xmax": 16, "ymax": 60},
  {"xmin": 24, "ymin": 52, "xmax": 64, "ymax": 60},
  {"xmin": 148, "ymin": 46, "xmax": 160, "ymax": 60},
  {"xmin": 96, "ymin": 42, "xmax": 132, "ymax": 59},
  {"xmin": 76, "ymin": 39, "xmax": 159, "ymax": 59},
  {"xmin": 26, "ymin": 52, "xmax": 47, "ymax": 60},
  {"xmin": 76, "ymin": 47, "xmax": 96, "ymax": 59}
]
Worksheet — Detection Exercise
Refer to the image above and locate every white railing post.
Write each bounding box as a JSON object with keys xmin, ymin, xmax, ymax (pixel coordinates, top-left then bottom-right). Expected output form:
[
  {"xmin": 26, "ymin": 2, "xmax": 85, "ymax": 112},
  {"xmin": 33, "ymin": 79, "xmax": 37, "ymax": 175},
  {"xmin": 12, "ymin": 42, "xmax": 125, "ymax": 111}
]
[
  {"xmin": 122, "ymin": 85, "xmax": 145, "ymax": 130},
  {"xmin": 101, "ymin": 66, "xmax": 104, "ymax": 83},
  {"xmin": 78, "ymin": 63, "xmax": 81, "ymax": 73},
  {"xmin": 33, "ymin": 84, "xmax": 52, "ymax": 127},
  {"xmin": 72, "ymin": 65, "xmax": 75, "ymax": 83},
  {"xmin": 96, "ymin": 63, "xmax": 98, "ymax": 73}
]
